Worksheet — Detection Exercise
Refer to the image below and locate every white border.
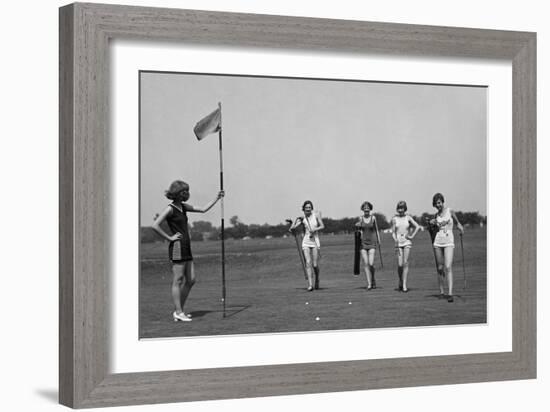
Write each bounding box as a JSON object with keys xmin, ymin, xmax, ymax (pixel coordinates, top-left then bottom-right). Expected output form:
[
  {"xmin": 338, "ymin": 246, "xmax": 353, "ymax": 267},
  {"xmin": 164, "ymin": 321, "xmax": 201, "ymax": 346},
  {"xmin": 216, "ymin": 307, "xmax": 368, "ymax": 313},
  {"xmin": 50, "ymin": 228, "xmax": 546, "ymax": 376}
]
[{"xmin": 110, "ymin": 40, "xmax": 512, "ymax": 373}]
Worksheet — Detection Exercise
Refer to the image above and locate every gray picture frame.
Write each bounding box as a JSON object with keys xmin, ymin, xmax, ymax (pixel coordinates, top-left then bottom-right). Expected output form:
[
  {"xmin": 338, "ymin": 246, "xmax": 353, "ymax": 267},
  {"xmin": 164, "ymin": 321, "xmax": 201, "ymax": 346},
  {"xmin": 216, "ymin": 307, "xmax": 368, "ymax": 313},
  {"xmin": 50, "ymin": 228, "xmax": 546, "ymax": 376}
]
[{"xmin": 59, "ymin": 2, "xmax": 536, "ymax": 408}]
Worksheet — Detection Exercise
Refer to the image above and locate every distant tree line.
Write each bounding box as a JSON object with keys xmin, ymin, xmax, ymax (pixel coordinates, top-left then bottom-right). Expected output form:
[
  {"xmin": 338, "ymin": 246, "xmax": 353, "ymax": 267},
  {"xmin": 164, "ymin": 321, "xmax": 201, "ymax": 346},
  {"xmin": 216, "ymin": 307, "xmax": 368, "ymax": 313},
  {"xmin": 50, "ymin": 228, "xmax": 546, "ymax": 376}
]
[
  {"xmin": 141, "ymin": 211, "xmax": 486, "ymax": 243},
  {"xmin": 411, "ymin": 211, "xmax": 487, "ymax": 227}
]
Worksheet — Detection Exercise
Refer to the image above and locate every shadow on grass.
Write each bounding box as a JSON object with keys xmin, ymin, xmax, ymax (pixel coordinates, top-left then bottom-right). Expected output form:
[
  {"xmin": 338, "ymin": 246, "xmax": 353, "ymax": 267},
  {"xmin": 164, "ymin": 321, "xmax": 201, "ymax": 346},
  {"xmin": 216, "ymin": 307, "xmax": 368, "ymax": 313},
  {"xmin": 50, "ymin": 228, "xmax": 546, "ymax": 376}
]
[
  {"xmin": 189, "ymin": 305, "xmax": 251, "ymax": 319},
  {"xmin": 425, "ymin": 293, "xmax": 466, "ymax": 302},
  {"xmin": 187, "ymin": 310, "xmax": 213, "ymax": 318},
  {"xmin": 352, "ymin": 286, "xmax": 387, "ymax": 291},
  {"xmin": 426, "ymin": 293, "xmax": 447, "ymax": 299},
  {"xmin": 223, "ymin": 305, "xmax": 251, "ymax": 319}
]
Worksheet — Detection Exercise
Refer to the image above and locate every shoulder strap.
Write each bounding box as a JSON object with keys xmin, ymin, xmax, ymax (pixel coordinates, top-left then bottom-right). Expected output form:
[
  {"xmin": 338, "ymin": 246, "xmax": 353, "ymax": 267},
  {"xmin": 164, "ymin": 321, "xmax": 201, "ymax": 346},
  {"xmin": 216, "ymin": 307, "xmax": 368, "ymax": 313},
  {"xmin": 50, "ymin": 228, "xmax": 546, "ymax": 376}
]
[{"xmin": 169, "ymin": 203, "xmax": 184, "ymax": 214}]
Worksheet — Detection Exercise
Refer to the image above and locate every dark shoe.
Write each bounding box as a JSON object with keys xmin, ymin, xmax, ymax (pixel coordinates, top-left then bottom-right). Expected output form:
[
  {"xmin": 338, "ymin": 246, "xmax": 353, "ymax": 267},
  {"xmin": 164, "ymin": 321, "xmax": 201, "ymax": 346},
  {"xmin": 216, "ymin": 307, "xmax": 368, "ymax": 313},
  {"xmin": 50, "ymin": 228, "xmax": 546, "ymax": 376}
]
[
  {"xmin": 395, "ymin": 285, "xmax": 403, "ymax": 292},
  {"xmin": 307, "ymin": 286, "xmax": 314, "ymax": 292},
  {"xmin": 447, "ymin": 295, "xmax": 454, "ymax": 303}
]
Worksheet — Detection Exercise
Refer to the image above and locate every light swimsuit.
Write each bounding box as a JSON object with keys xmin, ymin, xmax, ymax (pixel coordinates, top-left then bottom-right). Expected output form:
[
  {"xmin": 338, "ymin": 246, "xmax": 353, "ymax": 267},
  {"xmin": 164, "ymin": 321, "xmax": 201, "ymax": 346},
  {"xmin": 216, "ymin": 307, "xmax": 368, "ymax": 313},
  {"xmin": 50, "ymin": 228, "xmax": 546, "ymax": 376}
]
[
  {"xmin": 301, "ymin": 214, "xmax": 321, "ymax": 249},
  {"xmin": 394, "ymin": 215, "xmax": 413, "ymax": 248},
  {"xmin": 433, "ymin": 207, "xmax": 455, "ymax": 248}
]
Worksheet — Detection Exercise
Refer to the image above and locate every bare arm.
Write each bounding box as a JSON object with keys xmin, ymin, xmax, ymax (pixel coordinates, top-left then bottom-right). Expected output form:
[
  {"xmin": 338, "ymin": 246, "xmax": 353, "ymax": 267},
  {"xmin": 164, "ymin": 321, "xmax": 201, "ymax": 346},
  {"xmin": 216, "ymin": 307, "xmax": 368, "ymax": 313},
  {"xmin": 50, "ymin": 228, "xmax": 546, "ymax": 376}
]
[
  {"xmin": 451, "ymin": 209, "xmax": 465, "ymax": 234},
  {"xmin": 151, "ymin": 207, "xmax": 181, "ymax": 242},
  {"xmin": 311, "ymin": 212, "xmax": 325, "ymax": 233},
  {"xmin": 407, "ymin": 215, "xmax": 421, "ymax": 239},
  {"xmin": 186, "ymin": 190, "xmax": 224, "ymax": 213},
  {"xmin": 391, "ymin": 217, "xmax": 398, "ymax": 243},
  {"xmin": 315, "ymin": 212, "xmax": 325, "ymax": 232}
]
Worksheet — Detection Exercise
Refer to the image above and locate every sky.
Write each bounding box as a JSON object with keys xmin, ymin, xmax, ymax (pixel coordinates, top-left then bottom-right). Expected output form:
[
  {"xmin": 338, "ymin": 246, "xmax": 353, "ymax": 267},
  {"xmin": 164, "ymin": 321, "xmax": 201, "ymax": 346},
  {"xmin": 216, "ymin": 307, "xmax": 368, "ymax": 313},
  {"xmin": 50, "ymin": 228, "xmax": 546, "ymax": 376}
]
[{"xmin": 140, "ymin": 72, "xmax": 486, "ymax": 227}]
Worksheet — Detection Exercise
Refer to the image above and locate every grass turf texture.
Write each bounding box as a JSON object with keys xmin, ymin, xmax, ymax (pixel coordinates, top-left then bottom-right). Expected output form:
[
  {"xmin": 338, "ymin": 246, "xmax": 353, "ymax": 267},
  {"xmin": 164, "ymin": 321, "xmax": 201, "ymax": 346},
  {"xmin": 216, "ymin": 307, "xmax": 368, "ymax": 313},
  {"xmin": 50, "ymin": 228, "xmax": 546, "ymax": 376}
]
[{"xmin": 139, "ymin": 228, "xmax": 486, "ymax": 338}]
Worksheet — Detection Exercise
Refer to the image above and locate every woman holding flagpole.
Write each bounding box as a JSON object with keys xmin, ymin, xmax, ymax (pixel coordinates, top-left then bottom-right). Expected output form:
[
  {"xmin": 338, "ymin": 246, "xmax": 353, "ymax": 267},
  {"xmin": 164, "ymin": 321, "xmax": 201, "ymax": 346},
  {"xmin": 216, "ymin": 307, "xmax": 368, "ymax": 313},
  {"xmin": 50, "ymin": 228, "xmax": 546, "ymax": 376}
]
[
  {"xmin": 354, "ymin": 201, "xmax": 380, "ymax": 290},
  {"xmin": 391, "ymin": 201, "xmax": 421, "ymax": 293},
  {"xmin": 429, "ymin": 193, "xmax": 464, "ymax": 303},
  {"xmin": 290, "ymin": 200, "xmax": 325, "ymax": 291},
  {"xmin": 152, "ymin": 180, "xmax": 224, "ymax": 322}
]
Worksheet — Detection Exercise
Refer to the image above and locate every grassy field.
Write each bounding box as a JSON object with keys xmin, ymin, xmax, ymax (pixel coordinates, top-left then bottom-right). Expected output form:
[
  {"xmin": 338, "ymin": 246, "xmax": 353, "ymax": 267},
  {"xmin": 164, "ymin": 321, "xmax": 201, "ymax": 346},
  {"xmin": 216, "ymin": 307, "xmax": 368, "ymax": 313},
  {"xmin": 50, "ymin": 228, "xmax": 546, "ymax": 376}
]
[{"xmin": 139, "ymin": 228, "xmax": 486, "ymax": 338}]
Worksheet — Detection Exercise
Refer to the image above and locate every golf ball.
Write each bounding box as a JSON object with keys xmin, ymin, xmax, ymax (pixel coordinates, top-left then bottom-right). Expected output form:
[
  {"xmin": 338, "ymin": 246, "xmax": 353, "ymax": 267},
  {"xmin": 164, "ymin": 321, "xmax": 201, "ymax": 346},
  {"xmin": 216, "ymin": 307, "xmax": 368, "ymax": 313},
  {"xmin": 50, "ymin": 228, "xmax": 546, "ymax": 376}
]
[
  {"xmin": 315, "ymin": 317, "xmax": 320, "ymax": 321},
  {"xmin": 305, "ymin": 302, "xmax": 309, "ymax": 305},
  {"xmin": 349, "ymin": 302, "xmax": 352, "ymax": 305}
]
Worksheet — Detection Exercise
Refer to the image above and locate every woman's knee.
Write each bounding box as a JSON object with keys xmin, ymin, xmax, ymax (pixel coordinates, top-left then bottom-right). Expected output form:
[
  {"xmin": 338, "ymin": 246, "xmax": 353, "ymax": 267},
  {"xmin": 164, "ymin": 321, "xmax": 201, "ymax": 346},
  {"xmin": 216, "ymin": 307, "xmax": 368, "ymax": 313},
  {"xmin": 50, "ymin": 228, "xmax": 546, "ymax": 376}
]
[
  {"xmin": 172, "ymin": 269, "xmax": 184, "ymax": 285},
  {"xmin": 172, "ymin": 277, "xmax": 182, "ymax": 287},
  {"xmin": 185, "ymin": 274, "xmax": 196, "ymax": 287}
]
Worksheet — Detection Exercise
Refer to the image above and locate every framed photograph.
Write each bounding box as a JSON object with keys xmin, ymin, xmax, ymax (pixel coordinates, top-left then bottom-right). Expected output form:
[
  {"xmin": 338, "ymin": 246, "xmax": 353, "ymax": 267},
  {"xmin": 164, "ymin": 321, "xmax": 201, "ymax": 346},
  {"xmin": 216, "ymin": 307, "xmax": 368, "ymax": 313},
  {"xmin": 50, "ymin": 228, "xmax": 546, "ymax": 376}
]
[{"xmin": 59, "ymin": 2, "xmax": 536, "ymax": 408}]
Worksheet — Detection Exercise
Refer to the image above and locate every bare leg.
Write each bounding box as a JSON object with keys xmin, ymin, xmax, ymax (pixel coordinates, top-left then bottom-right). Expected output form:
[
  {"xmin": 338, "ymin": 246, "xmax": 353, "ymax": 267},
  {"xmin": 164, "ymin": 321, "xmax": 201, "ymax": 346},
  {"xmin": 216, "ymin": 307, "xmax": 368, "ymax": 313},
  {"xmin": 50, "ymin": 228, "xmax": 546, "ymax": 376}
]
[
  {"xmin": 396, "ymin": 248, "xmax": 404, "ymax": 290},
  {"xmin": 360, "ymin": 249, "xmax": 372, "ymax": 288},
  {"xmin": 434, "ymin": 247, "xmax": 446, "ymax": 295},
  {"xmin": 444, "ymin": 247, "xmax": 455, "ymax": 299},
  {"xmin": 312, "ymin": 247, "xmax": 320, "ymax": 289},
  {"xmin": 171, "ymin": 264, "xmax": 185, "ymax": 313},
  {"xmin": 402, "ymin": 247, "xmax": 411, "ymax": 291},
  {"xmin": 368, "ymin": 249, "xmax": 376, "ymax": 288},
  {"xmin": 303, "ymin": 248, "xmax": 314, "ymax": 290},
  {"xmin": 179, "ymin": 261, "xmax": 196, "ymax": 312}
]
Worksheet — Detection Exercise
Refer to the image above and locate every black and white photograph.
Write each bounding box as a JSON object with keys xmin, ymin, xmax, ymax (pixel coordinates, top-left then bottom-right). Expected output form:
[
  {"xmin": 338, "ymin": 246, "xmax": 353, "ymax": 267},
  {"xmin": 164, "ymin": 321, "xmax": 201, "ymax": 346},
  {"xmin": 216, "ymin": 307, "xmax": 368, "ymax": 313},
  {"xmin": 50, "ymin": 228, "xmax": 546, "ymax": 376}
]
[
  {"xmin": 3, "ymin": 0, "xmax": 544, "ymax": 410},
  {"xmin": 139, "ymin": 71, "xmax": 487, "ymax": 339}
]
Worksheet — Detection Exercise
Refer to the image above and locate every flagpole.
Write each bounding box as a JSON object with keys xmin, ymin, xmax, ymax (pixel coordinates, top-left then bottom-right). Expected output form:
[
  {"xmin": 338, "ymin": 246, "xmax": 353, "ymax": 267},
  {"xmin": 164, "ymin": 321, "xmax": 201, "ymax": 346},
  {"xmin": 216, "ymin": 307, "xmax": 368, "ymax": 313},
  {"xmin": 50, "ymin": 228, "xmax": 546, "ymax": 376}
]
[{"xmin": 218, "ymin": 102, "xmax": 226, "ymax": 318}]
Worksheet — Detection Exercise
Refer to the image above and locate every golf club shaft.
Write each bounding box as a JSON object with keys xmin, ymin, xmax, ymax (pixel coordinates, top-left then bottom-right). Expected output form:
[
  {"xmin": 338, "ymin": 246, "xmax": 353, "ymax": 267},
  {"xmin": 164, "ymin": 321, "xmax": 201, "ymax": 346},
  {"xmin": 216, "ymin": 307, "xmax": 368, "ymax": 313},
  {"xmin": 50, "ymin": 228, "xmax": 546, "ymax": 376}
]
[
  {"xmin": 373, "ymin": 218, "xmax": 384, "ymax": 269},
  {"xmin": 460, "ymin": 232, "xmax": 466, "ymax": 290},
  {"xmin": 287, "ymin": 219, "xmax": 308, "ymax": 279}
]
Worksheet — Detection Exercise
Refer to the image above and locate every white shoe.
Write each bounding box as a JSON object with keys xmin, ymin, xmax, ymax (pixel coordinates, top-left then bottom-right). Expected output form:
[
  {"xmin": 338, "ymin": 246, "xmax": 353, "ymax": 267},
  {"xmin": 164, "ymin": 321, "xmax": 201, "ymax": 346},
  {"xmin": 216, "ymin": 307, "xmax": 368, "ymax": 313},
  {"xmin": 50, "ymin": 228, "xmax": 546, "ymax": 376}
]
[{"xmin": 173, "ymin": 311, "xmax": 192, "ymax": 322}]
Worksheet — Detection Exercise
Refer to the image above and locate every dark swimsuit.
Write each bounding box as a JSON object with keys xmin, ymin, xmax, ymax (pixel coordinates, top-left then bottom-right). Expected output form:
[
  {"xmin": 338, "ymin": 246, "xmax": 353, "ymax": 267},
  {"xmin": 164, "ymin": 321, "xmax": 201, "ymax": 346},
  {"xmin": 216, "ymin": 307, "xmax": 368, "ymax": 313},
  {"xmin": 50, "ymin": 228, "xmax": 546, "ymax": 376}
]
[
  {"xmin": 166, "ymin": 203, "xmax": 193, "ymax": 263},
  {"xmin": 359, "ymin": 216, "xmax": 377, "ymax": 250}
]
